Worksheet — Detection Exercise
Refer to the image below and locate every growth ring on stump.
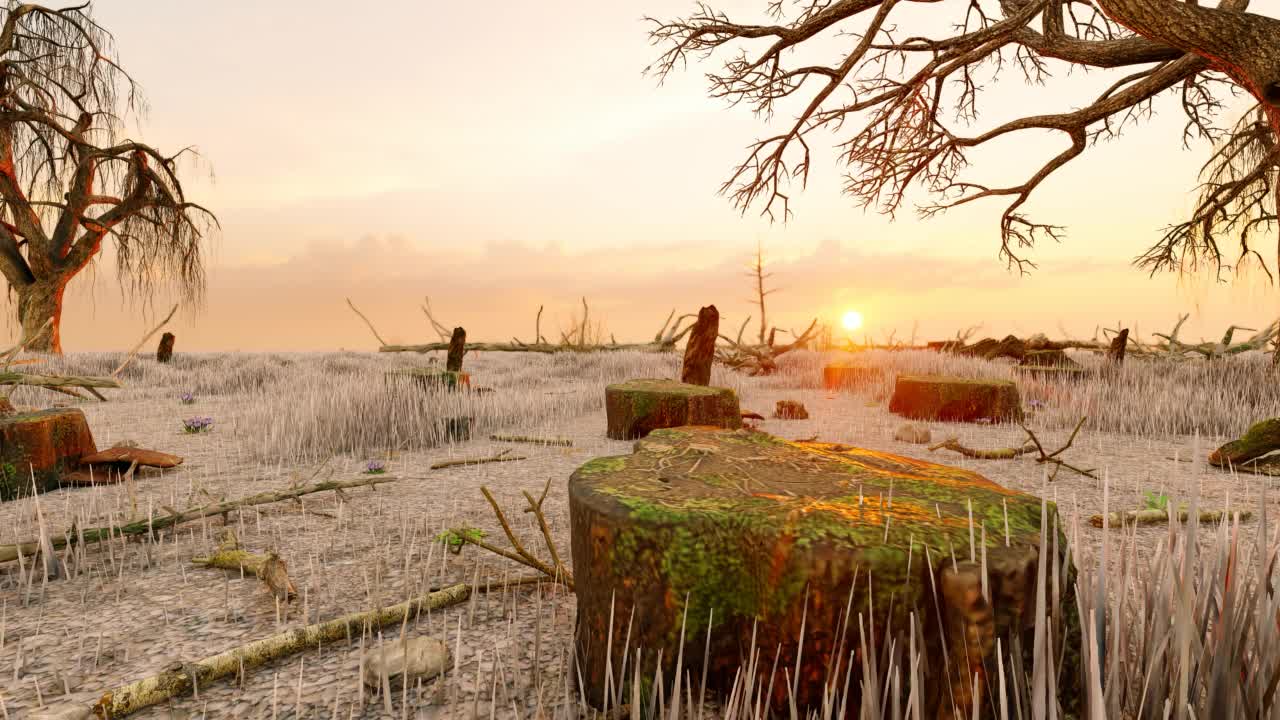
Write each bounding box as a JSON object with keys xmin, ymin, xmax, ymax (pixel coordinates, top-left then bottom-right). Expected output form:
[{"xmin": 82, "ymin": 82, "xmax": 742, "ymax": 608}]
[
  {"xmin": 889, "ymin": 375, "xmax": 1023, "ymax": 423},
  {"xmin": 0, "ymin": 408, "xmax": 97, "ymax": 501},
  {"xmin": 604, "ymin": 378, "xmax": 741, "ymax": 440},
  {"xmin": 569, "ymin": 426, "xmax": 1078, "ymax": 716}
]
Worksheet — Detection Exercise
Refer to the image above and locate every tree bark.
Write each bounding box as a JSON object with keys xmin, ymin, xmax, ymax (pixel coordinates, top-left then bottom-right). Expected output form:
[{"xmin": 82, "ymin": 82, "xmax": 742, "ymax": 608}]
[
  {"xmin": 1106, "ymin": 328, "xmax": 1129, "ymax": 365},
  {"xmin": 156, "ymin": 332, "xmax": 176, "ymax": 363},
  {"xmin": 446, "ymin": 327, "xmax": 466, "ymax": 371},
  {"xmin": 15, "ymin": 276, "xmax": 67, "ymax": 353},
  {"xmin": 680, "ymin": 304, "xmax": 719, "ymax": 386}
]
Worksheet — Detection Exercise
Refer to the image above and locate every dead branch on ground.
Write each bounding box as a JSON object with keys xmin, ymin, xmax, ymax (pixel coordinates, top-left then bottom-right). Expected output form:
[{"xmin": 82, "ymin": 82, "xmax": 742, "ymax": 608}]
[
  {"xmin": 191, "ymin": 529, "xmax": 297, "ymax": 602},
  {"xmin": 717, "ymin": 317, "xmax": 820, "ymax": 375},
  {"xmin": 430, "ymin": 449, "xmax": 527, "ymax": 470},
  {"xmin": 929, "ymin": 417, "xmax": 1097, "ymax": 481},
  {"xmin": 437, "ymin": 477, "xmax": 574, "ymax": 590},
  {"xmin": 489, "ymin": 434, "xmax": 573, "ymax": 447},
  {"xmin": 0, "ymin": 473, "xmax": 399, "ymax": 564},
  {"xmin": 88, "ymin": 583, "xmax": 471, "ymax": 718},
  {"xmin": 1090, "ymin": 508, "xmax": 1251, "ymax": 528}
]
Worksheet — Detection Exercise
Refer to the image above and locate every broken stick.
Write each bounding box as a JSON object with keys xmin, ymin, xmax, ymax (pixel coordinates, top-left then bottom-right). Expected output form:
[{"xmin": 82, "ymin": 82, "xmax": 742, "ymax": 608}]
[
  {"xmin": 89, "ymin": 583, "xmax": 470, "ymax": 718},
  {"xmin": 489, "ymin": 434, "xmax": 573, "ymax": 447},
  {"xmin": 430, "ymin": 449, "xmax": 526, "ymax": 470},
  {"xmin": 1089, "ymin": 509, "xmax": 1251, "ymax": 528}
]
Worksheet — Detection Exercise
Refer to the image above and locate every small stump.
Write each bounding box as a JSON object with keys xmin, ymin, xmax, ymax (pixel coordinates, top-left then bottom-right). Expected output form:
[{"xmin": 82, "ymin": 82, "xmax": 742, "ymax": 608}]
[
  {"xmin": 604, "ymin": 379, "xmax": 741, "ymax": 440},
  {"xmin": 822, "ymin": 363, "xmax": 885, "ymax": 391},
  {"xmin": 385, "ymin": 367, "xmax": 471, "ymax": 392},
  {"xmin": 0, "ymin": 408, "xmax": 97, "ymax": 501},
  {"xmin": 569, "ymin": 426, "xmax": 1078, "ymax": 716},
  {"xmin": 772, "ymin": 400, "xmax": 809, "ymax": 419},
  {"xmin": 156, "ymin": 332, "xmax": 176, "ymax": 363},
  {"xmin": 889, "ymin": 375, "xmax": 1023, "ymax": 423}
]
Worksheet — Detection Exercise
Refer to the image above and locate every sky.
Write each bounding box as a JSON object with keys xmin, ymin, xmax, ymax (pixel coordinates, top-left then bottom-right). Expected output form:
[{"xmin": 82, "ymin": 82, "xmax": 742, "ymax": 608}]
[{"xmin": 16, "ymin": 0, "xmax": 1278, "ymax": 351}]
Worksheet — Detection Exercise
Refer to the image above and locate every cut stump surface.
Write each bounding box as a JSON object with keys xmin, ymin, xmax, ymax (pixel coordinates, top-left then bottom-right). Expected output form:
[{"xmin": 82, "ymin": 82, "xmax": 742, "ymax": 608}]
[
  {"xmin": 889, "ymin": 375, "xmax": 1024, "ymax": 423},
  {"xmin": 604, "ymin": 379, "xmax": 741, "ymax": 440},
  {"xmin": 569, "ymin": 426, "xmax": 1078, "ymax": 716},
  {"xmin": 0, "ymin": 408, "xmax": 97, "ymax": 501}
]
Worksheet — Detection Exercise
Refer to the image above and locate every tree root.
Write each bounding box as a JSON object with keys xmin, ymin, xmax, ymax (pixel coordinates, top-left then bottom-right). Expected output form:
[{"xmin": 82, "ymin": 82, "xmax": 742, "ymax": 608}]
[{"xmin": 928, "ymin": 416, "xmax": 1097, "ymax": 481}]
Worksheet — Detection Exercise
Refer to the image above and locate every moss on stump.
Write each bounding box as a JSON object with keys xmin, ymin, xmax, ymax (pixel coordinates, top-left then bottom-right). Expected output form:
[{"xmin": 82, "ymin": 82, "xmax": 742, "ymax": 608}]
[
  {"xmin": 569, "ymin": 426, "xmax": 1078, "ymax": 717},
  {"xmin": 384, "ymin": 367, "xmax": 471, "ymax": 392},
  {"xmin": 889, "ymin": 375, "xmax": 1024, "ymax": 423},
  {"xmin": 604, "ymin": 379, "xmax": 741, "ymax": 440},
  {"xmin": 0, "ymin": 408, "xmax": 97, "ymax": 501},
  {"xmin": 822, "ymin": 363, "xmax": 887, "ymax": 391},
  {"xmin": 1210, "ymin": 417, "xmax": 1280, "ymax": 467}
]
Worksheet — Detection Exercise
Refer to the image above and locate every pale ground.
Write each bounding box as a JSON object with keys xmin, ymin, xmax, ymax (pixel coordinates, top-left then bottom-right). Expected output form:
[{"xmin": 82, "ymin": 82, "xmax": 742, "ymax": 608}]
[{"xmin": 0, "ymin": 352, "xmax": 1275, "ymax": 719}]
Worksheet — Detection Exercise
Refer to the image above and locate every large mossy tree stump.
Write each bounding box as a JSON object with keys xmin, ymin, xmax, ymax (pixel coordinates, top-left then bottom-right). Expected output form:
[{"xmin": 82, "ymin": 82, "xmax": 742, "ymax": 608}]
[
  {"xmin": 1210, "ymin": 417, "xmax": 1280, "ymax": 467},
  {"xmin": 889, "ymin": 375, "xmax": 1024, "ymax": 423},
  {"xmin": 604, "ymin": 379, "xmax": 741, "ymax": 440},
  {"xmin": 569, "ymin": 427, "xmax": 1078, "ymax": 716},
  {"xmin": 823, "ymin": 363, "xmax": 886, "ymax": 391},
  {"xmin": 0, "ymin": 408, "xmax": 97, "ymax": 501}
]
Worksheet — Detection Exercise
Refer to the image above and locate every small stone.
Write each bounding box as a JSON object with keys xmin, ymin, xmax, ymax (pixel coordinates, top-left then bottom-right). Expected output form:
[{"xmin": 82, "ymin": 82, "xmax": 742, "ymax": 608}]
[
  {"xmin": 773, "ymin": 400, "xmax": 809, "ymax": 420},
  {"xmin": 362, "ymin": 636, "xmax": 452, "ymax": 688},
  {"xmin": 894, "ymin": 423, "xmax": 932, "ymax": 444}
]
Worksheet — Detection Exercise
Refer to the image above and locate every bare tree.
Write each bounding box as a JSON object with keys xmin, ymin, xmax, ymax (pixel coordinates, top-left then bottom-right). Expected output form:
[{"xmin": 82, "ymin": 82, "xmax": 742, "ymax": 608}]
[
  {"xmin": 645, "ymin": 0, "xmax": 1280, "ymax": 284},
  {"xmin": 0, "ymin": 3, "xmax": 215, "ymax": 353},
  {"xmin": 746, "ymin": 237, "xmax": 777, "ymax": 344}
]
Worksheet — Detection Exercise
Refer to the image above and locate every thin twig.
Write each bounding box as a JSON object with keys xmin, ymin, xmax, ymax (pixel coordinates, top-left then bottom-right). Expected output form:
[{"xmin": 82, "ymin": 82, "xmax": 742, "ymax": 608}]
[{"xmin": 346, "ymin": 298, "xmax": 389, "ymax": 348}]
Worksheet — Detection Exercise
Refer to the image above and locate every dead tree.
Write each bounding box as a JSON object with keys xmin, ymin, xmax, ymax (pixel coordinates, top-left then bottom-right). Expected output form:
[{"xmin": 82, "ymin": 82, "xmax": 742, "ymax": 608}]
[
  {"xmin": 446, "ymin": 327, "xmax": 466, "ymax": 371},
  {"xmin": 1106, "ymin": 328, "xmax": 1130, "ymax": 365},
  {"xmin": 156, "ymin": 332, "xmax": 176, "ymax": 364},
  {"xmin": 680, "ymin": 304, "xmax": 719, "ymax": 385},
  {"xmin": 0, "ymin": 5, "xmax": 215, "ymax": 353},
  {"xmin": 747, "ymin": 239, "xmax": 776, "ymax": 345},
  {"xmin": 646, "ymin": 0, "xmax": 1280, "ymax": 366}
]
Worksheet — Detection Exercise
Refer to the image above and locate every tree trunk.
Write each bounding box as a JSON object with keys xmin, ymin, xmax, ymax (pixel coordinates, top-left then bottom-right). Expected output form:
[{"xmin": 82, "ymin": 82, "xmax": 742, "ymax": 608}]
[
  {"xmin": 446, "ymin": 327, "xmax": 466, "ymax": 371},
  {"xmin": 680, "ymin": 305, "xmax": 718, "ymax": 386},
  {"xmin": 156, "ymin": 332, "xmax": 176, "ymax": 363},
  {"xmin": 15, "ymin": 277, "xmax": 67, "ymax": 353}
]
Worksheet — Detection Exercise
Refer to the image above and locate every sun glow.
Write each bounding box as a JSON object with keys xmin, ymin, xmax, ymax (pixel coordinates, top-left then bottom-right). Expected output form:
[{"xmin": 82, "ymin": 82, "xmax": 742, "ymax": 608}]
[{"xmin": 841, "ymin": 310, "xmax": 864, "ymax": 332}]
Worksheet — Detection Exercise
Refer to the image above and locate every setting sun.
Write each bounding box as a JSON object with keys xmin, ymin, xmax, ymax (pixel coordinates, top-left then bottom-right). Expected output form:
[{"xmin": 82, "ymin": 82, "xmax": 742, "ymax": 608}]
[{"xmin": 841, "ymin": 310, "xmax": 864, "ymax": 332}]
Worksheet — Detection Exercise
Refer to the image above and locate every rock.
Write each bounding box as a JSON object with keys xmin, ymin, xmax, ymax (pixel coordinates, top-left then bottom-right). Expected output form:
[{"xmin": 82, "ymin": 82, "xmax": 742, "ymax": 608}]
[
  {"xmin": 604, "ymin": 378, "xmax": 741, "ymax": 440},
  {"xmin": 28, "ymin": 697, "xmax": 94, "ymax": 720},
  {"xmin": 79, "ymin": 444, "xmax": 183, "ymax": 469},
  {"xmin": 772, "ymin": 400, "xmax": 809, "ymax": 420},
  {"xmin": 156, "ymin": 331, "xmax": 176, "ymax": 363},
  {"xmin": 889, "ymin": 375, "xmax": 1024, "ymax": 423},
  {"xmin": 568, "ymin": 426, "xmax": 1079, "ymax": 717},
  {"xmin": 893, "ymin": 422, "xmax": 932, "ymax": 444},
  {"xmin": 680, "ymin": 305, "xmax": 719, "ymax": 387},
  {"xmin": 822, "ymin": 364, "xmax": 886, "ymax": 391},
  {"xmin": 1210, "ymin": 418, "xmax": 1280, "ymax": 467},
  {"xmin": 363, "ymin": 636, "xmax": 452, "ymax": 688},
  {"xmin": 0, "ymin": 408, "xmax": 97, "ymax": 501}
]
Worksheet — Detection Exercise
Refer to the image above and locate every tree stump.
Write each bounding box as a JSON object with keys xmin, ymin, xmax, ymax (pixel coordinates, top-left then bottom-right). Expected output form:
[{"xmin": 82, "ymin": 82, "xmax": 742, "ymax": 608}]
[
  {"xmin": 1106, "ymin": 329, "xmax": 1129, "ymax": 365},
  {"xmin": 889, "ymin": 375, "xmax": 1024, "ymax": 423},
  {"xmin": 446, "ymin": 327, "xmax": 466, "ymax": 372},
  {"xmin": 156, "ymin": 332, "xmax": 176, "ymax": 363},
  {"xmin": 569, "ymin": 426, "xmax": 1079, "ymax": 717},
  {"xmin": 384, "ymin": 367, "xmax": 470, "ymax": 392},
  {"xmin": 823, "ymin": 363, "xmax": 886, "ymax": 390},
  {"xmin": 680, "ymin": 305, "xmax": 719, "ymax": 386},
  {"xmin": 604, "ymin": 379, "xmax": 741, "ymax": 440},
  {"xmin": 1209, "ymin": 418, "xmax": 1280, "ymax": 467},
  {"xmin": 1014, "ymin": 351, "xmax": 1090, "ymax": 381},
  {"xmin": 0, "ymin": 408, "xmax": 97, "ymax": 501}
]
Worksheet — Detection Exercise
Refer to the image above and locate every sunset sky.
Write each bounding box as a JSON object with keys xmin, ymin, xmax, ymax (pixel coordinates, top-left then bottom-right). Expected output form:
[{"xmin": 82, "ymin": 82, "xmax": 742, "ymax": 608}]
[{"xmin": 25, "ymin": 0, "xmax": 1279, "ymax": 351}]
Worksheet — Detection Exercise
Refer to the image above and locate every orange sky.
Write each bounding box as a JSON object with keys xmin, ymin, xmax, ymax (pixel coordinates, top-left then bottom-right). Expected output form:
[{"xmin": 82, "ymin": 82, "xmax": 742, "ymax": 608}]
[{"xmin": 13, "ymin": 1, "xmax": 1276, "ymax": 351}]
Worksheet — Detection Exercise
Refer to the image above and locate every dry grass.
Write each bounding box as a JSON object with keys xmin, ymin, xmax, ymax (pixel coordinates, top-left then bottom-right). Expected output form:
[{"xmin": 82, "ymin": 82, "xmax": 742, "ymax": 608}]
[{"xmin": 0, "ymin": 347, "xmax": 1276, "ymax": 718}]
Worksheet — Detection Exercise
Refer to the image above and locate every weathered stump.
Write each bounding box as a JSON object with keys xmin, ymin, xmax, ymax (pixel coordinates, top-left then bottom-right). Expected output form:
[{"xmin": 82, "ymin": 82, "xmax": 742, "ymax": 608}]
[
  {"xmin": 0, "ymin": 408, "xmax": 97, "ymax": 500},
  {"xmin": 156, "ymin": 332, "xmax": 176, "ymax": 363},
  {"xmin": 446, "ymin": 327, "xmax": 466, "ymax": 372},
  {"xmin": 680, "ymin": 305, "xmax": 719, "ymax": 386},
  {"xmin": 1210, "ymin": 418, "xmax": 1280, "ymax": 467},
  {"xmin": 889, "ymin": 375, "xmax": 1024, "ymax": 423},
  {"xmin": 773, "ymin": 399, "xmax": 808, "ymax": 419},
  {"xmin": 569, "ymin": 426, "xmax": 1079, "ymax": 717},
  {"xmin": 822, "ymin": 363, "xmax": 886, "ymax": 390},
  {"xmin": 604, "ymin": 379, "xmax": 741, "ymax": 440},
  {"xmin": 384, "ymin": 367, "xmax": 471, "ymax": 392},
  {"xmin": 1106, "ymin": 329, "xmax": 1129, "ymax": 365},
  {"xmin": 1014, "ymin": 349, "xmax": 1089, "ymax": 382}
]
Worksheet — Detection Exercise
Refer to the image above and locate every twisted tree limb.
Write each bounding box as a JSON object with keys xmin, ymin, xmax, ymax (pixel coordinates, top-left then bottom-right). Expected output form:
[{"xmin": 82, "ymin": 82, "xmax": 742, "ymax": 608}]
[{"xmin": 928, "ymin": 416, "xmax": 1097, "ymax": 481}]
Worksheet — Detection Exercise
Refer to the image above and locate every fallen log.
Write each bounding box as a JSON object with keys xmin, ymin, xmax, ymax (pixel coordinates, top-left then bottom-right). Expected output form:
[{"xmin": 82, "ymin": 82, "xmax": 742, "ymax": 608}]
[
  {"xmin": 430, "ymin": 449, "xmax": 526, "ymax": 470},
  {"xmin": 88, "ymin": 583, "xmax": 470, "ymax": 718},
  {"xmin": 0, "ymin": 473, "xmax": 400, "ymax": 564},
  {"xmin": 191, "ymin": 530, "xmax": 297, "ymax": 601},
  {"xmin": 488, "ymin": 434, "xmax": 572, "ymax": 447},
  {"xmin": 1089, "ymin": 509, "xmax": 1251, "ymax": 528}
]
